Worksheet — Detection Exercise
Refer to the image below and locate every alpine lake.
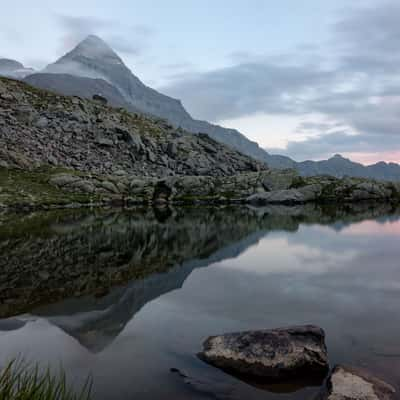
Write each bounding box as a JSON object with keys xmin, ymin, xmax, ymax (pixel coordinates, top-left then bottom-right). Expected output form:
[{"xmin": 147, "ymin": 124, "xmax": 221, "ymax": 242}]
[{"xmin": 0, "ymin": 203, "xmax": 399, "ymax": 399}]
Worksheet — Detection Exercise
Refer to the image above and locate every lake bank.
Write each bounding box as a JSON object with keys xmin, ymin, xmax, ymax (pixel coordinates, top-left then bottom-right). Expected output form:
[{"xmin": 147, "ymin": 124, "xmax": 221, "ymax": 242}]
[{"xmin": 1, "ymin": 166, "xmax": 400, "ymax": 211}]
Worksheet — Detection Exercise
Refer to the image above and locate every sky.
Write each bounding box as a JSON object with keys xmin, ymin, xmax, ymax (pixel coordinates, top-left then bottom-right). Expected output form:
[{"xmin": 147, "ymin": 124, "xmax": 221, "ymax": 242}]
[{"xmin": 1, "ymin": 0, "xmax": 399, "ymax": 164}]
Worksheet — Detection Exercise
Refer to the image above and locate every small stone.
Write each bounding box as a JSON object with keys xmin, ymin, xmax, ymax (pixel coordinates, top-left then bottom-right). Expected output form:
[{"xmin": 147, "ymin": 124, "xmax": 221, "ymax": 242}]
[
  {"xmin": 47, "ymin": 155, "xmax": 58, "ymax": 165},
  {"xmin": 35, "ymin": 117, "xmax": 49, "ymax": 129},
  {"xmin": 113, "ymin": 170, "xmax": 127, "ymax": 176},
  {"xmin": 96, "ymin": 137, "xmax": 114, "ymax": 147}
]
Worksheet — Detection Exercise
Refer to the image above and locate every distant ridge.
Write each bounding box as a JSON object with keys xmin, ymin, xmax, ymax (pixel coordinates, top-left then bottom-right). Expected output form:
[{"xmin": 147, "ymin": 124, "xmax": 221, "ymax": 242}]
[
  {"xmin": 2, "ymin": 35, "xmax": 397, "ymax": 181},
  {"xmin": 0, "ymin": 58, "xmax": 34, "ymax": 79},
  {"xmin": 296, "ymin": 154, "xmax": 400, "ymax": 181}
]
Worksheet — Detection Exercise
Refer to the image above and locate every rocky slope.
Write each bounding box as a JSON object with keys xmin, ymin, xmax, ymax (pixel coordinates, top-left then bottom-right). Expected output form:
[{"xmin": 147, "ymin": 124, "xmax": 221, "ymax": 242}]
[
  {"xmin": 18, "ymin": 35, "xmax": 400, "ymax": 181},
  {"xmin": 0, "ymin": 77, "xmax": 263, "ymax": 178}
]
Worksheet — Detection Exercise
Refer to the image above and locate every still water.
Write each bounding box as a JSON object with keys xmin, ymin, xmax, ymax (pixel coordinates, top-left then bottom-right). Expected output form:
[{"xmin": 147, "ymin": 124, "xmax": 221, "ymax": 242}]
[{"xmin": 0, "ymin": 204, "xmax": 399, "ymax": 399}]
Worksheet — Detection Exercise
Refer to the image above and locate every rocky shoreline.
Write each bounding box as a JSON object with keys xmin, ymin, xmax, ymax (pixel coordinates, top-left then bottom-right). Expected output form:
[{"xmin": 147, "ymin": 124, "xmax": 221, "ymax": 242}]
[{"xmin": 1, "ymin": 166, "xmax": 399, "ymax": 210}]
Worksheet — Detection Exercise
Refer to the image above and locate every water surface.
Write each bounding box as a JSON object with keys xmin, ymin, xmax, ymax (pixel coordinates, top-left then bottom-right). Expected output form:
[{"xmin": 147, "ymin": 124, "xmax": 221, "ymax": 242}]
[{"xmin": 0, "ymin": 204, "xmax": 399, "ymax": 399}]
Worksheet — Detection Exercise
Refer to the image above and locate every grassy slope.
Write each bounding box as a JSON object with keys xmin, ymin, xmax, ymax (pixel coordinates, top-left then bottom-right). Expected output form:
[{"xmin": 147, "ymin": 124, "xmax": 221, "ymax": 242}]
[{"xmin": 0, "ymin": 167, "xmax": 98, "ymax": 208}]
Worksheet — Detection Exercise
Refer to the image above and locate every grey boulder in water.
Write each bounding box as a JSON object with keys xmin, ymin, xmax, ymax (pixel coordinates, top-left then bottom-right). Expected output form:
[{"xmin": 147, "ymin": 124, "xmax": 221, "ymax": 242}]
[{"xmin": 199, "ymin": 325, "xmax": 329, "ymax": 380}]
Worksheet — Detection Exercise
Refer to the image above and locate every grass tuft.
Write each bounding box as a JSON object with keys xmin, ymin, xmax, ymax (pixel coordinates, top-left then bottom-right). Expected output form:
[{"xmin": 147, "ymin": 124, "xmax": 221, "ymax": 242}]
[{"xmin": 0, "ymin": 359, "xmax": 92, "ymax": 400}]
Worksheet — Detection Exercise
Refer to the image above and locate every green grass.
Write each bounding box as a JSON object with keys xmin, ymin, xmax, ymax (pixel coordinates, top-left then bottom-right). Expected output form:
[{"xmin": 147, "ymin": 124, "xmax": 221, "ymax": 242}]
[
  {"xmin": 0, "ymin": 167, "xmax": 97, "ymax": 208},
  {"xmin": 0, "ymin": 360, "xmax": 92, "ymax": 400}
]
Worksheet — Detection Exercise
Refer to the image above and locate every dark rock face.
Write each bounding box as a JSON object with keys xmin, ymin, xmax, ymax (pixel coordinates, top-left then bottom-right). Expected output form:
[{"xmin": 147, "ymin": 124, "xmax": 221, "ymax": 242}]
[
  {"xmin": 199, "ymin": 325, "xmax": 329, "ymax": 381},
  {"xmin": 316, "ymin": 365, "xmax": 396, "ymax": 400}
]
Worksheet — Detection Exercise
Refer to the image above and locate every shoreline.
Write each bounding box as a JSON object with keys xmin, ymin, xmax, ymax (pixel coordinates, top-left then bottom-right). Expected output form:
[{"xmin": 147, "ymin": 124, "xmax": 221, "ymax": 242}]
[{"xmin": 1, "ymin": 167, "xmax": 399, "ymax": 211}]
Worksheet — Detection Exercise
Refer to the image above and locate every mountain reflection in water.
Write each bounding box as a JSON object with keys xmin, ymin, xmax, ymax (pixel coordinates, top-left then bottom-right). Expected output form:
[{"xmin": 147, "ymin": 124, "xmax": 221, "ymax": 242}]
[{"xmin": 0, "ymin": 203, "xmax": 399, "ymax": 400}]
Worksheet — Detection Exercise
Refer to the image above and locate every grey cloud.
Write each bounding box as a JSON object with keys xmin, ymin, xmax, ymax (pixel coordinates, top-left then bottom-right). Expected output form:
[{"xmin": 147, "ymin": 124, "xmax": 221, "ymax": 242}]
[
  {"xmin": 163, "ymin": 61, "xmax": 333, "ymax": 121},
  {"xmin": 57, "ymin": 15, "xmax": 113, "ymax": 53},
  {"xmin": 334, "ymin": 2, "xmax": 400, "ymax": 75},
  {"xmin": 297, "ymin": 121, "xmax": 343, "ymax": 134},
  {"xmin": 334, "ymin": 1, "xmax": 400, "ymax": 55},
  {"xmin": 57, "ymin": 15, "xmax": 153, "ymax": 56},
  {"xmin": 278, "ymin": 131, "xmax": 399, "ymax": 161},
  {"xmin": 24, "ymin": 58, "xmax": 49, "ymax": 70},
  {"xmin": 105, "ymin": 35, "xmax": 141, "ymax": 56},
  {"xmin": 162, "ymin": 1, "xmax": 400, "ymax": 159},
  {"xmin": 58, "ymin": 15, "xmax": 112, "ymax": 32}
]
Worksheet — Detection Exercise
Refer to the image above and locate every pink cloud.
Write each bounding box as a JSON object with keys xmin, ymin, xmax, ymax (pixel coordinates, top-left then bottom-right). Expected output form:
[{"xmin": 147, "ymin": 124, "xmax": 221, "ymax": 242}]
[{"xmin": 342, "ymin": 151, "xmax": 400, "ymax": 166}]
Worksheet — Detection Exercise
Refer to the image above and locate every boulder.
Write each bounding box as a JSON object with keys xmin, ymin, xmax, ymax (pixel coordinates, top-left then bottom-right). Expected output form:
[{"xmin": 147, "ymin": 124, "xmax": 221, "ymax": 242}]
[
  {"xmin": 49, "ymin": 173, "xmax": 80, "ymax": 187},
  {"xmin": 68, "ymin": 179, "xmax": 95, "ymax": 193},
  {"xmin": 199, "ymin": 325, "xmax": 329, "ymax": 380},
  {"xmin": 298, "ymin": 184, "xmax": 323, "ymax": 201},
  {"xmin": 316, "ymin": 365, "xmax": 396, "ymax": 400},
  {"xmin": 350, "ymin": 182, "xmax": 392, "ymax": 201},
  {"xmin": 261, "ymin": 169, "xmax": 298, "ymax": 191},
  {"xmin": 95, "ymin": 137, "xmax": 114, "ymax": 147},
  {"xmin": 98, "ymin": 180, "xmax": 119, "ymax": 194}
]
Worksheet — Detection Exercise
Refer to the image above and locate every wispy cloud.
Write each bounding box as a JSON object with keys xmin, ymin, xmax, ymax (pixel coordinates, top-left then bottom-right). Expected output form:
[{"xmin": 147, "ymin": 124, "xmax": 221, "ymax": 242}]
[
  {"xmin": 162, "ymin": 1, "xmax": 400, "ymax": 160},
  {"xmin": 57, "ymin": 15, "xmax": 154, "ymax": 57}
]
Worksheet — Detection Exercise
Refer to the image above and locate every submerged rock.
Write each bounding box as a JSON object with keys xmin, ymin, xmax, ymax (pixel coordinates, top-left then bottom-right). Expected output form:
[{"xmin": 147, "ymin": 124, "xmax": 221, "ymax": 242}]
[
  {"xmin": 199, "ymin": 325, "xmax": 329, "ymax": 381},
  {"xmin": 316, "ymin": 365, "xmax": 396, "ymax": 400}
]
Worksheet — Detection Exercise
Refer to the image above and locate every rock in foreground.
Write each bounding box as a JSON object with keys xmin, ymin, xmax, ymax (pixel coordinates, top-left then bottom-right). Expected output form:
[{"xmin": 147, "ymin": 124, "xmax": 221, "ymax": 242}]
[
  {"xmin": 316, "ymin": 365, "xmax": 396, "ymax": 400},
  {"xmin": 199, "ymin": 325, "xmax": 329, "ymax": 381}
]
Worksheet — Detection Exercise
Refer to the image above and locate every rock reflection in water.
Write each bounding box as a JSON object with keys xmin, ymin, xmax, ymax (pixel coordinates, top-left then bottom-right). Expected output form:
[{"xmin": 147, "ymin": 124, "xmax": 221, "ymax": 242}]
[{"xmin": 0, "ymin": 204, "xmax": 396, "ymax": 316}]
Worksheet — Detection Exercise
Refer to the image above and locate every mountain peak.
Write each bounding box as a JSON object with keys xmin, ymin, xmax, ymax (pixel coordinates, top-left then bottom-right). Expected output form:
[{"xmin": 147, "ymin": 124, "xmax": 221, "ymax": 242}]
[
  {"xmin": 67, "ymin": 35, "xmax": 121, "ymax": 62},
  {"xmin": 43, "ymin": 34, "xmax": 124, "ymax": 77}
]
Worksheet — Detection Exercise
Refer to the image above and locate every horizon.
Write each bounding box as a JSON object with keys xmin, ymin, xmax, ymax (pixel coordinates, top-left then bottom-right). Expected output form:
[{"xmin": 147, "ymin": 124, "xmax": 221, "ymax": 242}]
[{"xmin": 1, "ymin": 0, "xmax": 399, "ymax": 165}]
